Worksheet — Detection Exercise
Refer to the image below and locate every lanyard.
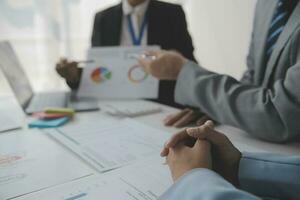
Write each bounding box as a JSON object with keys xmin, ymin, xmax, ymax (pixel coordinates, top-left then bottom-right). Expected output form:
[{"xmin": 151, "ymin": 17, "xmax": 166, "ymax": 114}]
[{"xmin": 127, "ymin": 13, "xmax": 147, "ymax": 46}]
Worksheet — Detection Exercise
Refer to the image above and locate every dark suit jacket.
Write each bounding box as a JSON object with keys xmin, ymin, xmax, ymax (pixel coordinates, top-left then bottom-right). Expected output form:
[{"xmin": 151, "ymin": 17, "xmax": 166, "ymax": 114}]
[{"xmin": 76, "ymin": 0, "xmax": 196, "ymax": 107}]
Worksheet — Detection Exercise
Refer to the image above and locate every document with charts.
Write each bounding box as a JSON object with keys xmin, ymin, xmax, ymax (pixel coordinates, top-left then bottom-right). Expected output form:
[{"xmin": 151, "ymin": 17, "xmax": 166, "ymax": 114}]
[
  {"xmin": 47, "ymin": 118, "xmax": 171, "ymax": 172},
  {"xmin": 16, "ymin": 156, "xmax": 173, "ymax": 200},
  {"xmin": 77, "ymin": 46, "xmax": 160, "ymax": 99},
  {"xmin": 0, "ymin": 130, "xmax": 94, "ymax": 200}
]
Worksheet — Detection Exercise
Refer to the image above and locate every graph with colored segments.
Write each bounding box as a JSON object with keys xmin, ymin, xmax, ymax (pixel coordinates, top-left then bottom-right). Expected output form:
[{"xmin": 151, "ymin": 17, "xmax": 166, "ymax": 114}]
[
  {"xmin": 78, "ymin": 46, "xmax": 159, "ymax": 99},
  {"xmin": 128, "ymin": 64, "xmax": 149, "ymax": 83},
  {"xmin": 90, "ymin": 67, "xmax": 112, "ymax": 83}
]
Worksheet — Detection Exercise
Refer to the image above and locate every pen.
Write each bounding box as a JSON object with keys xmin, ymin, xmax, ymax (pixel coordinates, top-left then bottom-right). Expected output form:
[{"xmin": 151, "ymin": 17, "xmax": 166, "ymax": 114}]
[
  {"xmin": 77, "ymin": 60, "xmax": 94, "ymax": 64},
  {"xmin": 77, "ymin": 60, "xmax": 94, "ymax": 68},
  {"xmin": 129, "ymin": 53, "xmax": 157, "ymax": 61}
]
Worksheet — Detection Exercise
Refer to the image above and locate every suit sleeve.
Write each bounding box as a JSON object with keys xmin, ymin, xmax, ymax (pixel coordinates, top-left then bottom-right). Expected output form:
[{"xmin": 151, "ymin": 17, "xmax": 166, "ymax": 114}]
[
  {"xmin": 174, "ymin": 57, "xmax": 300, "ymax": 142},
  {"xmin": 159, "ymin": 168, "xmax": 260, "ymax": 200},
  {"xmin": 240, "ymin": 28, "xmax": 255, "ymax": 85},
  {"xmin": 239, "ymin": 152, "xmax": 300, "ymax": 200},
  {"xmin": 240, "ymin": 2, "xmax": 259, "ymax": 85},
  {"xmin": 172, "ymin": 6, "xmax": 196, "ymax": 62}
]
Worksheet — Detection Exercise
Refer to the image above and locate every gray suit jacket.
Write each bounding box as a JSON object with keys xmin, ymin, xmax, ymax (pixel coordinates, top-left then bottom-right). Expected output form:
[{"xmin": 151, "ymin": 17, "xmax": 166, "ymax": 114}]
[
  {"xmin": 159, "ymin": 153, "xmax": 300, "ymax": 200},
  {"xmin": 175, "ymin": 0, "xmax": 300, "ymax": 142}
]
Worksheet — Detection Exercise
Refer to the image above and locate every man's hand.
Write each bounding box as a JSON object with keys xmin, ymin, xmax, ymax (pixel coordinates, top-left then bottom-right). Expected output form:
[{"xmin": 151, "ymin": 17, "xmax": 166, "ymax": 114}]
[
  {"xmin": 164, "ymin": 108, "xmax": 210, "ymax": 128},
  {"xmin": 138, "ymin": 50, "xmax": 187, "ymax": 80},
  {"xmin": 166, "ymin": 139, "xmax": 212, "ymax": 182},
  {"xmin": 187, "ymin": 123, "xmax": 241, "ymax": 186},
  {"xmin": 162, "ymin": 121, "xmax": 242, "ymax": 186},
  {"xmin": 55, "ymin": 58, "xmax": 81, "ymax": 85}
]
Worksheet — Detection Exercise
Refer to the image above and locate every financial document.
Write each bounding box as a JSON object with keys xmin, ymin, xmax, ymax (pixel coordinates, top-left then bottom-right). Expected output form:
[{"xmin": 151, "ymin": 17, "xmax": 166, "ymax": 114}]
[
  {"xmin": 48, "ymin": 118, "xmax": 171, "ymax": 172},
  {"xmin": 16, "ymin": 156, "xmax": 173, "ymax": 200},
  {"xmin": 77, "ymin": 46, "xmax": 160, "ymax": 99},
  {"xmin": 0, "ymin": 130, "xmax": 94, "ymax": 200}
]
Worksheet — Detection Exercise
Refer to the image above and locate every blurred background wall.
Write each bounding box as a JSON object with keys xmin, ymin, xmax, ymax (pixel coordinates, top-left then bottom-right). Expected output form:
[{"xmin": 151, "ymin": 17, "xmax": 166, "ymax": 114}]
[{"xmin": 0, "ymin": 0, "xmax": 257, "ymax": 94}]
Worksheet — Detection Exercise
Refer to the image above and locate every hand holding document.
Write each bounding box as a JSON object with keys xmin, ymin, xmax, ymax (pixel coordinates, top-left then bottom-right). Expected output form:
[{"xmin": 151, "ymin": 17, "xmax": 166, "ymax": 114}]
[{"xmin": 77, "ymin": 46, "xmax": 160, "ymax": 99}]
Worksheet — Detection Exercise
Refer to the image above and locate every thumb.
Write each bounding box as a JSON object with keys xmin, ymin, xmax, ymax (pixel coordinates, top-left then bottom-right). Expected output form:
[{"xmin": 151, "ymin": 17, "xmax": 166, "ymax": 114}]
[
  {"xmin": 144, "ymin": 50, "xmax": 165, "ymax": 57},
  {"xmin": 193, "ymin": 140, "xmax": 212, "ymax": 169},
  {"xmin": 138, "ymin": 58, "xmax": 151, "ymax": 73},
  {"xmin": 187, "ymin": 120, "xmax": 226, "ymax": 146},
  {"xmin": 186, "ymin": 120, "xmax": 214, "ymax": 139},
  {"xmin": 193, "ymin": 139, "xmax": 211, "ymax": 154}
]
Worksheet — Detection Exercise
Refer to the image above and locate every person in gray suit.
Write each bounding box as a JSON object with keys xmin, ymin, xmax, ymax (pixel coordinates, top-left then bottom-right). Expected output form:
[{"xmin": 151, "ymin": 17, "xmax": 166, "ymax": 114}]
[
  {"xmin": 159, "ymin": 121, "xmax": 300, "ymax": 200},
  {"xmin": 139, "ymin": 0, "xmax": 300, "ymax": 142}
]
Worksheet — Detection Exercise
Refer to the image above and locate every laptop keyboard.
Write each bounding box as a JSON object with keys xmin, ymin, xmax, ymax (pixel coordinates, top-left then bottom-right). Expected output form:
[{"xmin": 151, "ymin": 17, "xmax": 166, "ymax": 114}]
[{"xmin": 26, "ymin": 92, "xmax": 67, "ymax": 114}]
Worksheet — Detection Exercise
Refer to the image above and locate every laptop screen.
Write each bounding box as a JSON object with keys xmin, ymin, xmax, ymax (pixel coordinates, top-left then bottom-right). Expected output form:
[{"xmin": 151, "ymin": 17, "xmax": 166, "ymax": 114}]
[{"xmin": 0, "ymin": 41, "xmax": 33, "ymax": 108}]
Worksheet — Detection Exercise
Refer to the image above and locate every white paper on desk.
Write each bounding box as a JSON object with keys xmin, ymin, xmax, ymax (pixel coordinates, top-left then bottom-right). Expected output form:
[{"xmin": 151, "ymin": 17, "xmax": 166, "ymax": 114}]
[
  {"xmin": 0, "ymin": 130, "xmax": 94, "ymax": 200},
  {"xmin": 16, "ymin": 156, "xmax": 173, "ymax": 200},
  {"xmin": 0, "ymin": 96, "xmax": 24, "ymax": 133},
  {"xmin": 47, "ymin": 118, "xmax": 171, "ymax": 172},
  {"xmin": 77, "ymin": 46, "xmax": 160, "ymax": 99},
  {"xmin": 0, "ymin": 113, "xmax": 22, "ymax": 133}
]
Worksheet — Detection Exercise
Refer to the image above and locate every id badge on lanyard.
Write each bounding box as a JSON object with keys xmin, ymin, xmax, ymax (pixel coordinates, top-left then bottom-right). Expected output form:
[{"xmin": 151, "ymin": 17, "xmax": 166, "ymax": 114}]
[{"xmin": 127, "ymin": 14, "xmax": 147, "ymax": 46}]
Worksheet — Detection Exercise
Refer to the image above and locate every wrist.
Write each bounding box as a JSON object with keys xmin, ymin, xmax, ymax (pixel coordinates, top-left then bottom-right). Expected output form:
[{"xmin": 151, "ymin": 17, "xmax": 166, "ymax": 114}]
[{"xmin": 173, "ymin": 57, "xmax": 188, "ymax": 80}]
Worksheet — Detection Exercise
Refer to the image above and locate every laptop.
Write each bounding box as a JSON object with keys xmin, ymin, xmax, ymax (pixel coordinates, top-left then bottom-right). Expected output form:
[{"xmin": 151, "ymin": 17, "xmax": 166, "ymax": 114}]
[{"xmin": 0, "ymin": 41, "xmax": 99, "ymax": 114}]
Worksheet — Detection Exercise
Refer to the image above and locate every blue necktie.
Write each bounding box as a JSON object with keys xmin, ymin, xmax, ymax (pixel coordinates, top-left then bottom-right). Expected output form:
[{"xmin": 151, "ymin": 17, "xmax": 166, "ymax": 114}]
[{"xmin": 265, "ymin": 0, "xmax": 290, "ymax": 62}]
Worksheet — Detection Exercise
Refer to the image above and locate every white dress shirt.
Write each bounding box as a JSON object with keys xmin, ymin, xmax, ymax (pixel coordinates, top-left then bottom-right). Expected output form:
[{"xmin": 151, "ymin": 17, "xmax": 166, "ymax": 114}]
[{"xmin": 120, "ymin": 0, "xmax": 150, "ymax": 46}]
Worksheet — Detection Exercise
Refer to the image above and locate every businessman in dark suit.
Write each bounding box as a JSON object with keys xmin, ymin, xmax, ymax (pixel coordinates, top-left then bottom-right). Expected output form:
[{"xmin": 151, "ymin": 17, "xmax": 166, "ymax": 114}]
[{"xmin": 56, "ymin": 0, "xmax": 195, "ymax": 108}]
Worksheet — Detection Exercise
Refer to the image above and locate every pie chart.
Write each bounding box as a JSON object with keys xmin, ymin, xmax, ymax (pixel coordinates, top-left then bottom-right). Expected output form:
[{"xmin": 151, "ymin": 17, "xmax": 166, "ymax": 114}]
[{"xmin": 90, "ymin": 67, "xmax": 112, "ymax": 83}]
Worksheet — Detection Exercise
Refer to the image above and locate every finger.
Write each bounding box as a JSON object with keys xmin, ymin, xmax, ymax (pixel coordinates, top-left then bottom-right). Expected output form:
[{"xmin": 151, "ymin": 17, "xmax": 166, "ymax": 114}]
[
  {"xmin": 144, "ymin": 50, "xmax": 164, "ymax": 57},
  {"xmin": 193, "ymin": 139, "xmax": 211, "ymax": 153},
  {"xmin": 163, "ymin": 114, "xmax": 174, "ymax": 124},
  {"xmin": 196, "ymin": 115, "xmax": 210, "ymax": 126},
  {"xmin": 187, "ymin": 121, "xmax": 228, "ymax": 146},
  {"xmin": 164, "ymin": 109, "xmax": 191, "ymax": 126},
  {"xmin": 59, "ymin": 57, "xmax": 67, "ymax": 64},
  {"xmin": 165, "ymin": 129, "xmax": 189, "ymax": 149},
  {"xmin": 160, "ymin": 147, "xmax": 169, "ymax": 157},
  {"xmin": 165, "ymin": 142, "xmax": 185, "ymax": 164},
  {"xmin": 205, "ymin": 120, "xmax": 214, "ymax": 129},
  {"xmin": 56, "ymin": 63, "xmax": 68, "ymax": 77},
  {"xmin": 160, "ymin": 141, "xmax": 170, "ymax": 157},
  {"xmin": 193, "ymin": 140, "xmax": 212, "ymax": 169},
  {"xmin": 173, "ymin": 110, "xmax": 199, "ymax": 128},
  {"xmin": 171, "ymin": 141, "xmax": 187, "ymax": 153},
  {"xmin": 69, "ymin": 61, "xmax": 79, "ymax": 68},
  {"xmin": 138, "ymin": 58, "xmax": 152, "ymax": 73},
  {"xmin": 186, "ymin": 121, "xmax": 214, "ymax": 139}
]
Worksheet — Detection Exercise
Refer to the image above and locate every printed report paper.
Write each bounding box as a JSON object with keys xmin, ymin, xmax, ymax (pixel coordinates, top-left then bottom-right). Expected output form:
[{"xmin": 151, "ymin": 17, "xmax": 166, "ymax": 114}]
[
  {"xmin": 47, "ymin": 118, "xmax": 171, "ymax": 172},
  {"xmin": 0, "ymin": 130, "xmax": 94, "ymax": 200},
  {"xmin": 77, "ymin": 46, "xmax": 160, "ymax": 99},
  {"xmin": 16, "ymin": 156, "xmax": 173, "ymax": 200}
]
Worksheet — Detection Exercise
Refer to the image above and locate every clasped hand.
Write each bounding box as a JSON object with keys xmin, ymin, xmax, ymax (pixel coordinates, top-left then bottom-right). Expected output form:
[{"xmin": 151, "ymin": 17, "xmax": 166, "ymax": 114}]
[{"xmin": 163, "ymin": 121, "xmax": 241, "ymax": 187}]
